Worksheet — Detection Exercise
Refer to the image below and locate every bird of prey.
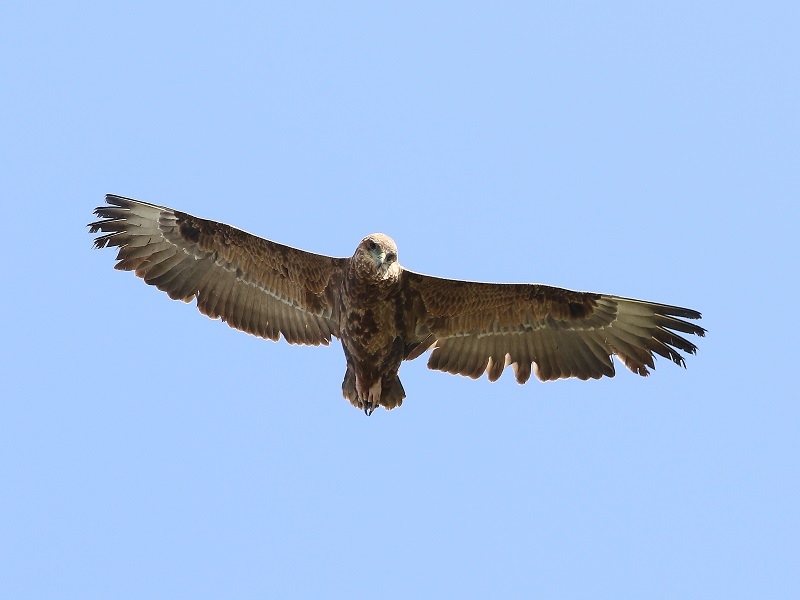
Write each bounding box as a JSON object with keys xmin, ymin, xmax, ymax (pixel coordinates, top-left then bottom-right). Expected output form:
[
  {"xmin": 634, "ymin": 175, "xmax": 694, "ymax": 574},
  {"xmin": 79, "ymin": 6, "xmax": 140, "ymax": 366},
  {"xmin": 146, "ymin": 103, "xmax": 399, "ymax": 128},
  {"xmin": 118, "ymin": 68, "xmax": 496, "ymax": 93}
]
[{"xmin": 89, "ymin": 194, "xmax": 705, "ymax": 415}]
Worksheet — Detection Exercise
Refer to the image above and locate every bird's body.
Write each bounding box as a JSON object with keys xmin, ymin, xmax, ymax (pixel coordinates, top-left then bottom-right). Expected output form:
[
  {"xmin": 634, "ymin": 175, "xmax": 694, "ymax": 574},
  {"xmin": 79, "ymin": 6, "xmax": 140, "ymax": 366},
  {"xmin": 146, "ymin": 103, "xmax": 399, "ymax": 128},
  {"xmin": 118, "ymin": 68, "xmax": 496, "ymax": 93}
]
[
  {"xmin": 338, "ymin": 234, "xmax": 408, "ymax": 412},
  {"xmin": 90, "ymin": 194, "xmax": 705, "ymax": 415}
]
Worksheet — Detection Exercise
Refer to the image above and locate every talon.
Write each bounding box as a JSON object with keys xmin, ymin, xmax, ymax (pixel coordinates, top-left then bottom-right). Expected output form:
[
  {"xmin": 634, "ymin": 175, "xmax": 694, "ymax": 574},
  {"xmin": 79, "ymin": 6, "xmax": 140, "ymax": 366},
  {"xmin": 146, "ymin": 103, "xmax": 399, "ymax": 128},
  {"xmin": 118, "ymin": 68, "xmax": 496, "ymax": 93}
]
[{"xmin": 364, "ymin": 403, "xmax": 374, "ymax": 417}]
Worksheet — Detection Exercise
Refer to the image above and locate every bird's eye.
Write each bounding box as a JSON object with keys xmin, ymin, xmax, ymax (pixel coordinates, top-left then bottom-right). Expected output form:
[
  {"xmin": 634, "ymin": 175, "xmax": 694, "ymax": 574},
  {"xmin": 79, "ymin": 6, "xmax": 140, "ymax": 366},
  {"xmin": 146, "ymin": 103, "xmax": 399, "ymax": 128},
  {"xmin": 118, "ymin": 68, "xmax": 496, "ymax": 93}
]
[{"xmin": 367, "ymin": 240, "xmax": 377, "ymax": 250}]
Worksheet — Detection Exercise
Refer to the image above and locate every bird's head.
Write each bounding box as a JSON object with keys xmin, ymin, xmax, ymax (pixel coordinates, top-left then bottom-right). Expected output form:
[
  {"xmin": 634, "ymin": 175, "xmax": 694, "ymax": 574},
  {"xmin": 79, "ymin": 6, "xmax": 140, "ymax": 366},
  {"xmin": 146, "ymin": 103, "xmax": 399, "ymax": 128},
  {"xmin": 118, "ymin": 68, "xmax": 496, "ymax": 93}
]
[{"xmin": 354, "ymin": 234, "xmax": 400, "ymax": 281}]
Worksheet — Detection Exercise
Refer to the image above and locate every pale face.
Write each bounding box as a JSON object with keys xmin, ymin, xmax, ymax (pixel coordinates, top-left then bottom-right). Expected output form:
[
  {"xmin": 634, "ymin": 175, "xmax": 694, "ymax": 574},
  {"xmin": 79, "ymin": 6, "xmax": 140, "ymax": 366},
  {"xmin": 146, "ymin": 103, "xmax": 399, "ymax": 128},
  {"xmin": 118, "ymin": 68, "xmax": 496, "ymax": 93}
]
[{"xmin": 356, "ymin": 233, "xmax": 399, "ymax": 280}]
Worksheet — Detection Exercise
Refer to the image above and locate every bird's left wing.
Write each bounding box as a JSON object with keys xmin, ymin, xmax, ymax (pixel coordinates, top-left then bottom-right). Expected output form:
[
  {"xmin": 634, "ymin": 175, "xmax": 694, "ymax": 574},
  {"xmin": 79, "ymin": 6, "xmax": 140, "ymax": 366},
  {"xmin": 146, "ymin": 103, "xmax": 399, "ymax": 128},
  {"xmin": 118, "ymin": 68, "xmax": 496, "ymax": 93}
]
[
  {"xmin": 401, "ymin": 270, "xmax": 705, "ymax": 383},
  {"xmin": 89, "ymin": 194, "xmax": 344, "ymax": 345}
]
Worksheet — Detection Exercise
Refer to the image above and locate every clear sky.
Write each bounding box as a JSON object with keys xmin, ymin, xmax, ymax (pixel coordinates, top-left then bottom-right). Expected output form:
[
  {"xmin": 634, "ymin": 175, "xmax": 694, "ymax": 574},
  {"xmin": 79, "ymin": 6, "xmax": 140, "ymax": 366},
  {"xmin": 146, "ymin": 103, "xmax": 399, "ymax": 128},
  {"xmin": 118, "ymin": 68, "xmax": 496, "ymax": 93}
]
[{"xmin": 1, "ymin": 2, "xmax": 797, "ymax": 598}]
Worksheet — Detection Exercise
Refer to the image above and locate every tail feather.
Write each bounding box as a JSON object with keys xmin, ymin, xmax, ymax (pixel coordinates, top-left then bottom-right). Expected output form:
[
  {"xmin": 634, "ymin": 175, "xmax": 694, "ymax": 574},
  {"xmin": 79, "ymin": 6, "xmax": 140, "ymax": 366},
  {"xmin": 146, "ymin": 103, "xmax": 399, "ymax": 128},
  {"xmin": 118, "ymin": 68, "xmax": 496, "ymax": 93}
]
[{"xmin": 341, "ymin": 369, "xmax": 406, "ymax": 413}]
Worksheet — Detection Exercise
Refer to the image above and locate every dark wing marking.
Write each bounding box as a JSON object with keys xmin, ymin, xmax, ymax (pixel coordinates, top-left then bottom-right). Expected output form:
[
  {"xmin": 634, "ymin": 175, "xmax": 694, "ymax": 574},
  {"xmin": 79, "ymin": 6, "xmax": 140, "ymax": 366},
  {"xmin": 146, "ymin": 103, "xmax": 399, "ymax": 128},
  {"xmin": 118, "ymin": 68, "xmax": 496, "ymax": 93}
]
[
  {"xmin": 402, "ymin": 271, "xmax": 705, "ymax": 383},
  {"xmin": 89, "ymin": 194, "xmax": 344, "ymax": 345}
]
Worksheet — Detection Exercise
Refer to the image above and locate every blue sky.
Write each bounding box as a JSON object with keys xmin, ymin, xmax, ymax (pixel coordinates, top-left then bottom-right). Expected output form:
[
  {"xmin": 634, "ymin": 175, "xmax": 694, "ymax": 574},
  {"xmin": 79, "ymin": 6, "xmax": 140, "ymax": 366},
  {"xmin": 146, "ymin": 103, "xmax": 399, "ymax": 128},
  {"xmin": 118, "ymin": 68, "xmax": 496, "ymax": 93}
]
[{"xmin": 1, "ymin": 2, "xmax": 797, "ymax": 598}]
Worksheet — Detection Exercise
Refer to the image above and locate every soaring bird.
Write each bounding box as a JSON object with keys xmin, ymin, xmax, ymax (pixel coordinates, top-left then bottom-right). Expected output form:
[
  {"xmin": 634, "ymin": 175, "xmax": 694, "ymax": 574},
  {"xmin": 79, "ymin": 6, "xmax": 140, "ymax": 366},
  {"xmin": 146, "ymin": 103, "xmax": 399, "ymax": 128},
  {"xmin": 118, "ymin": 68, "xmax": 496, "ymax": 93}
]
[{"xmin": 90, "ymin": 194, "xmax": 705, "ymax": 415}]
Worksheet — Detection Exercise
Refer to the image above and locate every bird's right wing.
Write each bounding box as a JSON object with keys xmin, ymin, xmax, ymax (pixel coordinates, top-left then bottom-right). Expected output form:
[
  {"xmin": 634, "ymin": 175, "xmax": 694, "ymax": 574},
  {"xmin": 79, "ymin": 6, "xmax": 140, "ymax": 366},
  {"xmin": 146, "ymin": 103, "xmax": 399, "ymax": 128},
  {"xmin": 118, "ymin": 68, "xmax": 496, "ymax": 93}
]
[{"xmin": 89, "ymin": 194, "xmax": 344, "ymax": 345}]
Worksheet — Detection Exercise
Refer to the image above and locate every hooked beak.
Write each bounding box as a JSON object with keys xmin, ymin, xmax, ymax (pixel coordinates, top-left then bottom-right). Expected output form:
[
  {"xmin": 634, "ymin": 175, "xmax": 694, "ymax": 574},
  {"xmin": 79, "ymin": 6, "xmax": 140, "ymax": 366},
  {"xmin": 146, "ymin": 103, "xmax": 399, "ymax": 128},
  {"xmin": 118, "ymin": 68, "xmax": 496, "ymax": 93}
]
[{"xmin": 372, "ymin": 251, "xmax": 386, "ymax": 269}]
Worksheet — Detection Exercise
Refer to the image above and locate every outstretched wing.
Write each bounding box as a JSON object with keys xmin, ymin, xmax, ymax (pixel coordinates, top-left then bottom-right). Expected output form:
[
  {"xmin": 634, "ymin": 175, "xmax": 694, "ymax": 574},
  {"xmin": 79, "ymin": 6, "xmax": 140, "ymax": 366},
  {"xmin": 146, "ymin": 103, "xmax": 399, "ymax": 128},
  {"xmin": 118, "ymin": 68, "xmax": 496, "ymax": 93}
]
[
  {"xmin": 402, "ymin": 271, "xmax": 705, "ymax": 383},
  {"xmin": 89, "ymin": 194, "xmax": 344, "ymax": 345}
]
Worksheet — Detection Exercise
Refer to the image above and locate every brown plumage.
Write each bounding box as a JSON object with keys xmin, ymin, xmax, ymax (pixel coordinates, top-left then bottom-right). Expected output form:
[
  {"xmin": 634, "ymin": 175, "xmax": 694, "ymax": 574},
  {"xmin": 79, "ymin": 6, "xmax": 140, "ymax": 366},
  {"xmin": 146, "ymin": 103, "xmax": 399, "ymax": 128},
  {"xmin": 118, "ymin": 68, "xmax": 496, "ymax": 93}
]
[{"xmin": 89, "ymin": 194, "xmax": 705, "ymax": 415}]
